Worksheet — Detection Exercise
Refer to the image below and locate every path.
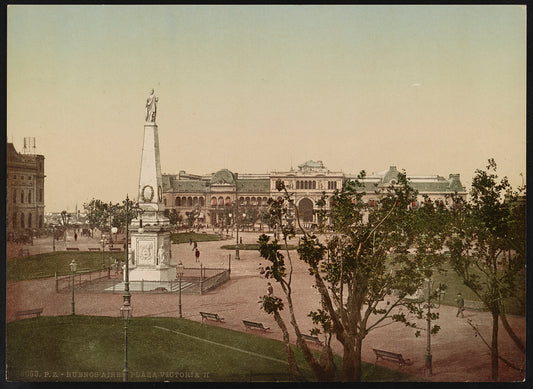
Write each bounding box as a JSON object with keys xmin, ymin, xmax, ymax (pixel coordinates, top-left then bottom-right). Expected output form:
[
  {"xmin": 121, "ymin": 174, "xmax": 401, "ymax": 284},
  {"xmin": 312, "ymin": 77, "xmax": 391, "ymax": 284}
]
[{"xmin": 6, "ymin": 232, "xmax": 526, "ymax": 382}]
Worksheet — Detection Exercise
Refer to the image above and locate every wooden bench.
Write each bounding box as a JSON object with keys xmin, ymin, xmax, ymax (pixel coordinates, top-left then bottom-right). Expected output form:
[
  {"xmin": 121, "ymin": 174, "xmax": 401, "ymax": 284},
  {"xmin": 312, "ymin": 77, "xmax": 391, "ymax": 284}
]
[
  {"xmin": 373, "ymin": 348, "xmax": 411, "ymax": 367},
  {"xmin": 302, "ymin": 334, "xmax": 322, "ymax": 344},
  {"xmin": 16, "ymin": 308, "xmax": 43, "ymax": 319},
  {"xmin": 243, "ymin": 320, "xmax": 270, "ymax": 332},
  {"xmin": 200, "ymin": 312, "xmax": 224, "ymax": 322},
  {"xmin": 464, "ymin": 300, "xmax": 487, "ymax": 311},
  {"xmin": 66, "ymin": 247, "xmax": 79, "ymax": 251},
  {"xmin": 110, "ymin": 247, "xmax": 122, "ymax": 252},
  {"xmin": 88, "ymin": 247, "xmax": 101, "ymax": 251}
]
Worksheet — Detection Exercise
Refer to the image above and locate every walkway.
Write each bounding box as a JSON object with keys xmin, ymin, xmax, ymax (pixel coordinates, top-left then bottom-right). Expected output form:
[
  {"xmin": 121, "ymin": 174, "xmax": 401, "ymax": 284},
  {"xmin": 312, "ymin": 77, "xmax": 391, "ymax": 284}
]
[{"xmin": 6, "ymin": 231, "xmax": 526, "ymax": 382}]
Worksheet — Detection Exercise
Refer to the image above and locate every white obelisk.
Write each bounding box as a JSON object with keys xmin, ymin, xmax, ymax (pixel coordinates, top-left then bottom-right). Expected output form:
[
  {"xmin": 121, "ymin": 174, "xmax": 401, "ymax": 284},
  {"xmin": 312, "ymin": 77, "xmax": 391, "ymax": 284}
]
[{"xmin": 129, "ymin": 89, "xmax": 176, "ymax": 282}]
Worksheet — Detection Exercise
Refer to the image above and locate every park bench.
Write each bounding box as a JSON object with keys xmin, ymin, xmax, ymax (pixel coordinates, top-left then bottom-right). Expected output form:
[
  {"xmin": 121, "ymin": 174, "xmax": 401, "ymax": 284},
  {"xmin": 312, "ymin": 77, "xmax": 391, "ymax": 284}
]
[
  {"xmin": 200, "ymin": 312, "xmax": 224, "ymax": 322},
  {"xmin": 301, "ymin": 334, "xmax": 322, "ymax": 344},
  {"xmin": 243, "ymin": 320, "xmax": 269, "ymax": 332},
  {"xmin": 15, "ymin": 308, "xmax": 44, "ymax": 319},
  {"xmin": 66, "ymin": 247, "xmax": 79, "ymax": 251},
  {"xmin": 373, "ymin": 348, "xmax": 412, "ymax": 367},
  {"xmin": 110, "ymin": 247, "xmax": 122, "ymax": 252},
  {"xmin": 464, "ymin": 300, "xmax": 487, "ymax": 311},
  {"xmin": 18, "ymin": 248, "xmax": 30, "ymax": 257},
  {"xmin": 88, "ymin": 247, "xmax": 101, "ymax": 251}
]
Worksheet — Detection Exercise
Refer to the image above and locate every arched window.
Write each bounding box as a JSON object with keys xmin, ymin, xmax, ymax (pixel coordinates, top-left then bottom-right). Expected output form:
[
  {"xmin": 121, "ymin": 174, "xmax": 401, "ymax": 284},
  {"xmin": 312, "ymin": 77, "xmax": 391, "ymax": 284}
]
[
  {"xmin": 218, "ymin": 197, "xmax": 224, "ymax": 206},
  {"xmin": 175, "ymin": 197, "xmax": 181, "ymax": 206},
  {"xmin": 225, "ymin": 197, "xmax": 231, "ymax": 206},
  {"xmin": 296, "ymin": 181, "xmax": 300, "ymax": 190},
  {"xmin": 298, "ymin": 198, "xmax": 314, "ymax": 222},
  {"xmin": 251, "ymin": 197, "xmax": 256, "ymax": 205},
  {"xmin": 211, "ymin": 197, "xmax": 217, "ymax": 206},
  {"xmin": 369, "ymin": 200, "xmax": 375, "ymax": 207},
  {"xmin": 21, "ymin": 190, "xmax": 24, "ymax": 203},
  {"xmin": 193, "ymin": 197, "xmax": 198, "ymax": 206},
  {"xmin": 257, "ymin": 198, "xmax": 262, "ymax": 206},
  {"xmin": 199, "ymin": 197, "xmax": 205, "ymax": 207},
  {"xmin": 20, "ymin": 213, "xmax": 25, "ymax": 228},
  {"xmin": 28, "ymin": 213, "xmax": 32, "ymax": 228},
  {"xmin": 187, "ymin": 197, "xmax": 193, "ymax": 207},
  {"xmin": 28, "ymin": 190, "xmax": 32, "ymax": 203},
  {"xmin": 312, "ymin": 181, "xmax": 316, "ymax": 189}
]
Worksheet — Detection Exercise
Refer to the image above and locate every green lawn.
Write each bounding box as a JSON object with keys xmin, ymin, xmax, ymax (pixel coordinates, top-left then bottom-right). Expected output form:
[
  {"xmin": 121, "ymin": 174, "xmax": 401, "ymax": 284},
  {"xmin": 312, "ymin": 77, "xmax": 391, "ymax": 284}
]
[
  {"xmin": 426, "ymin": 262, "xmax": 525, "ymax": 316},
  {"xmin": 170, "ymin": 232, "xmax": 225, "ymax": 244},
  {"xmin": 6, "ymin": 251, "xmax": 124, "ymax": 282},
  {"xmin": 6, "ymin": 316, "xmax": 411, "ymax": 382}
]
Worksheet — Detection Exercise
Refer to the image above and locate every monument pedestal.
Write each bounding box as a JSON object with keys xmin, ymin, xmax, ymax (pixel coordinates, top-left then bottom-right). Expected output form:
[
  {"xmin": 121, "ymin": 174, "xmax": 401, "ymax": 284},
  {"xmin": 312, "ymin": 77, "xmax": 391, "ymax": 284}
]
[{"xmin": 128, "ymin": 228, "xmax": 176, "ymax": 282}]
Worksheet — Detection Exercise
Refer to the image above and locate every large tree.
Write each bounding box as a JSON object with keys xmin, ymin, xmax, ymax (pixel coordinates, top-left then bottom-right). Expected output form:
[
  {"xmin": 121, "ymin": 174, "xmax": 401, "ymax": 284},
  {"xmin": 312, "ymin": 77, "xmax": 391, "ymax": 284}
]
[
  {"xmin": 448, "ymin": 159, "xmax": 526, "ymax": 379},
  {"xmin": 258, "ymin": 172, "xmax": 449, "ymax": 381}
]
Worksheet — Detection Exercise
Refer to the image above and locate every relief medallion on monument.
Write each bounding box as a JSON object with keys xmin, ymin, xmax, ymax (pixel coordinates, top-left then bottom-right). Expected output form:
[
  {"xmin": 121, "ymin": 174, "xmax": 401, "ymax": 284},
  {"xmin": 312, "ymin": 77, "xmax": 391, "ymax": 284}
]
[{"xmin": 137, "ymin": 240, "xmax": 155, "ymax": 265}]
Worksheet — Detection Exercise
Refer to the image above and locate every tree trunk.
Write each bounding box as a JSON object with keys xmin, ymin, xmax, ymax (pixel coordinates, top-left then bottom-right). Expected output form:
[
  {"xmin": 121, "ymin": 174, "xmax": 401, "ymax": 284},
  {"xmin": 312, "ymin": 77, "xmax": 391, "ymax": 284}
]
[
  {"xmin": 318, "ymin": 342, "xmax": 337, "ymax": 380},
  {"xmin": 491, "ymin": 312, "xmax": 499, "ymax": 380},
  {"xmin": 500, "ymin": 312, "xmax": 525, "ymax": 354},
  {"xmin": 342, "ymin": 338, "xmax": 356, "ymax": 381},
  {"xmin": 354, "ymin": 336, "xmax": 363, "ymax": 381},
  {"xmin": 273, "ymin": 311, "xmax": 299, "ymax": 379}
]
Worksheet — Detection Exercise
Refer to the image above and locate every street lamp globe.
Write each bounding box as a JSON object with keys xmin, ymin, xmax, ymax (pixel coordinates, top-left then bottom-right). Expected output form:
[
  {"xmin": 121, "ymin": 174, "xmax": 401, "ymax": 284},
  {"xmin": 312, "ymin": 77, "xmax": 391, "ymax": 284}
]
[{"xmin": 120, "ymin": 300, "xmax": 133, "ymax": 320}]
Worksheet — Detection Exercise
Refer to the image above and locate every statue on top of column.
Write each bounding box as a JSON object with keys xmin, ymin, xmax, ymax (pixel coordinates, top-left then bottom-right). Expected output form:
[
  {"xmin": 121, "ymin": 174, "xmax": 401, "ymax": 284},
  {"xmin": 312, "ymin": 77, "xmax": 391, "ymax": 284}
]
[{"xmin": 145, "ymin": 89, "xmax": 158, "ymax": 123}]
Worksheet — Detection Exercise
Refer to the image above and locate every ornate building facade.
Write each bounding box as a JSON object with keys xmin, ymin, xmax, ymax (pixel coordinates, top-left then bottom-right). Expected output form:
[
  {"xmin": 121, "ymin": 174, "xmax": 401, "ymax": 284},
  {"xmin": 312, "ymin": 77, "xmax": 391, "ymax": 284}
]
[
  {"xmin": 162, "ymin": 160, "xmax": 466, "ymax": 230},
  {"xmin": 6, "ymin": 141, "xmax": 46, "ymax": 239}
]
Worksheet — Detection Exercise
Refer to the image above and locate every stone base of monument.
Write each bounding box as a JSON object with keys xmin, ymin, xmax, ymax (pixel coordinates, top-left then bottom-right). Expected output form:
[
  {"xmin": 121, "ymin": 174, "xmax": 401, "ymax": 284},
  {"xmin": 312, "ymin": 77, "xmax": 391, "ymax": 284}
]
[{"xmin": 128, "ymin": 266, "xmax": 177, "ymax": 282}]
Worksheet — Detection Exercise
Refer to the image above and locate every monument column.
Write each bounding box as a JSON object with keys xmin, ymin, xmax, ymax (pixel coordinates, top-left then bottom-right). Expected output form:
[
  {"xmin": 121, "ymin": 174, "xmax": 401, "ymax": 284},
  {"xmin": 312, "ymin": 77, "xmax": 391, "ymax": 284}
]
[{"xmin": 128, "ymin": 89, "xmax": 176, "ymax": 282}]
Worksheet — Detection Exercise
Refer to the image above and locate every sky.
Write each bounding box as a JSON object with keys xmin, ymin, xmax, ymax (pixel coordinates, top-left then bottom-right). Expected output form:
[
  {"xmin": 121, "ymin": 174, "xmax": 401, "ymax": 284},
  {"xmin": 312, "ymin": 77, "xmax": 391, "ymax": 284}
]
[{"xmin": 7, "ymin": 5, "xmax": 526, "ymax": 212}]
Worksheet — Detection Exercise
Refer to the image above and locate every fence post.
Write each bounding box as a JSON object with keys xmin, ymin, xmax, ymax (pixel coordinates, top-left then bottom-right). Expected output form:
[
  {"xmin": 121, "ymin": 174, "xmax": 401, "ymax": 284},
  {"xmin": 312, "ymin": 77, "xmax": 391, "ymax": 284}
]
[
  {"xmin": 228, "ymin": 254, "xmax": 231, "ymax": 275},
  {"xmin": 200, "ymin": 264, "xmax": 204, "ymax": 295}
]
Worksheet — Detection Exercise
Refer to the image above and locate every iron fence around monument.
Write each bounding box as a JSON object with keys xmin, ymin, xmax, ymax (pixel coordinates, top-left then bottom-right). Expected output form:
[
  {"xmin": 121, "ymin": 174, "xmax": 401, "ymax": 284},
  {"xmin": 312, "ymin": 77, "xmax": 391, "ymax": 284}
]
[{"xmin": 55, "ymin": 267, "xmax": 230, "ymax": 295}]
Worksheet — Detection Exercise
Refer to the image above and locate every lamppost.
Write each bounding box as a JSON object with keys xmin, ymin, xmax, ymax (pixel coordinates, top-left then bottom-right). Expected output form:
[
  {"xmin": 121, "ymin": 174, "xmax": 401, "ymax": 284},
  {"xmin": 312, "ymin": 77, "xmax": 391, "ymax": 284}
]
[
  {"xmin": 69, "ymin": 259, "xmax": 77, "ymax": 315},
  {"xmin": 424, "ymin": 278, "xmax": 445, "ymax": 376},
  {"xmin": 235, "ymin": 210, "xmax": 240, "ymax": 261},
  {"xmin": 52, "ymin": 225, "xmax": 56, "ymax": 252},
  {"xmin": 120, "ymin": 299, "xmax": 132, "ymax": 382},
  {"xmin": 100, "ymin": 238, "xmax": 105, "ymax": 269},
  {"xmin": 121, "ymin": 195, "xmax": 132, "ymax": 382},
  {"xmin": 177, "ymin": 261, "xmax": 184, "ymax": 318}
]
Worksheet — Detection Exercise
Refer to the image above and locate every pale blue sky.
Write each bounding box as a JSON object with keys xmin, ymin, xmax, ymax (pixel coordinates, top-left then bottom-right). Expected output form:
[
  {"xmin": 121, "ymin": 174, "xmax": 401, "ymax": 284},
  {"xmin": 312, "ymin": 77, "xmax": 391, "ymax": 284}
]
[{"xmin": 7, "ymin": 5, "xmax": 526, "ymax": 211}]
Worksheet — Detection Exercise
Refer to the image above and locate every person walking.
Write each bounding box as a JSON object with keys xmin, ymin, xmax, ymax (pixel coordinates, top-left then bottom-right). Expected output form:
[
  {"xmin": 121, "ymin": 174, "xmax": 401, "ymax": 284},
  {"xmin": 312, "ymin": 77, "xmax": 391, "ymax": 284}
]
[
  {"xmin": 267, "ymin": 282, "xmax": 273, "ymax": 296},
  {"xmin": 456, "ymin": 292, "xmax": 465, "ymax": 318},
  {"xmin": 258, "ymin": 263, "xmax": 265, "ymax": 278},
  {"xmin": 195, "ymin": 248, "xmax": 200, "ymax": 263}
]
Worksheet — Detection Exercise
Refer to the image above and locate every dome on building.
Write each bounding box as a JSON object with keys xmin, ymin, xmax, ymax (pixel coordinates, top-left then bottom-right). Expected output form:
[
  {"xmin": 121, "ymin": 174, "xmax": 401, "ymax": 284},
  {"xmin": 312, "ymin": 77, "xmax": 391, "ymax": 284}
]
[{"xmin": 210, "ymin": 169, "xmax": 236, "ymax": 185}]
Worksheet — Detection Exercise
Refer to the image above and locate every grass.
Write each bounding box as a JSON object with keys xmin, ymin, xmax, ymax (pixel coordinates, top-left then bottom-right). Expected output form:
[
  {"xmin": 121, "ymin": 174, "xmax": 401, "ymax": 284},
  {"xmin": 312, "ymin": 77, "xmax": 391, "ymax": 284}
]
[
  {"xmin": 220, "ymin": 244, "xmax": 298, "ymax": 251},
  {"xmin": 425, "ymin": 262, "xmax": 525, "ymax": 316},
  {"xmin": 6, "ymin": 315, "xmax": 411, "ymax": 382},
  {"xmin": 170, "ymin": 232, "xmax": 225, "ymax": 244},
  {"xmin": 6, "ymin": 251, "xmax": 124, "ymax": 282}
]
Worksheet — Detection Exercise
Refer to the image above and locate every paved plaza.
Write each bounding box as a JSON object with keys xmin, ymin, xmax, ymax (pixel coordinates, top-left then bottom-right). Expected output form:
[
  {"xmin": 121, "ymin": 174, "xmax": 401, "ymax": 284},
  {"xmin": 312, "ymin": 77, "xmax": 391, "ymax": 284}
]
[{"xmin": 6, "ymin": 231, "xmax": 526, "ymax": 382}]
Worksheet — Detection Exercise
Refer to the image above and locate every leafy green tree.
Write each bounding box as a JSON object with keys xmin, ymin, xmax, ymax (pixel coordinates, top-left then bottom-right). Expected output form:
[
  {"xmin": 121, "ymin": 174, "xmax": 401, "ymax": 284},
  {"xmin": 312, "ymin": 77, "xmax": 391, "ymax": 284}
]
[
  {"xmin": 83, "ymin": 199, "xmax": 110, "ymax": 234},
  {"xmin": 185, "ymin": 208, "xmax": 200, "ymax": 229},
  {"xmin": 258, "ymin": 173, "xmax": 449, "ymax": 381},
  {"xmin": 449, "ymin": 159, "xmax": 526, "ymax": 379},
  {"xmin": 164, "ymin": 209, "xmax": 180, "ymax": 227}
]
